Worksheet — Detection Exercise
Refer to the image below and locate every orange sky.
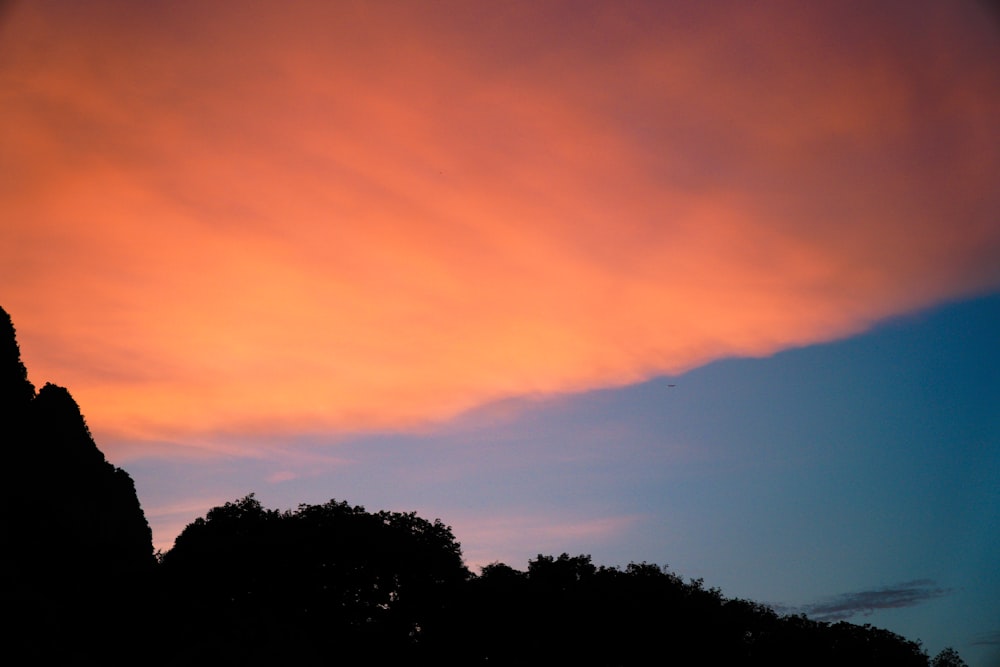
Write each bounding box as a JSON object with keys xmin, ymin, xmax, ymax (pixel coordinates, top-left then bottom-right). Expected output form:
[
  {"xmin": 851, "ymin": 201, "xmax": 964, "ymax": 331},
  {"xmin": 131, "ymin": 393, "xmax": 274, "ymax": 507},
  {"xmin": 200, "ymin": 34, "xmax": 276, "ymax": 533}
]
[{"xmin": 2, "ymin": 1, "xmax": 999, "ymax": 455}]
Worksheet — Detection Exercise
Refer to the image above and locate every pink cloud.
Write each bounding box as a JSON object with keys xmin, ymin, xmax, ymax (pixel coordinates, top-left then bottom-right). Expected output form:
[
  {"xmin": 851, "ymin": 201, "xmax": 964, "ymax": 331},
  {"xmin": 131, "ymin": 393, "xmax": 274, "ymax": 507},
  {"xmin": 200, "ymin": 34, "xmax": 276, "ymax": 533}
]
[{"xmin": 1, "ymin": 2, "xmax": 997, "ymax": 455}]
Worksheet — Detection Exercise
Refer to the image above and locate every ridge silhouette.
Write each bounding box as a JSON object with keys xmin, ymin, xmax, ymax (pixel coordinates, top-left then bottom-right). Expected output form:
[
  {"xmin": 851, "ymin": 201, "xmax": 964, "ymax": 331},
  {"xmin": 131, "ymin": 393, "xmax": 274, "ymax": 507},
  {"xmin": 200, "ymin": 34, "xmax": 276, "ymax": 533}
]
[{"xmin": 0, "ymin": 306, "xmax": 964, "ymax": 665}]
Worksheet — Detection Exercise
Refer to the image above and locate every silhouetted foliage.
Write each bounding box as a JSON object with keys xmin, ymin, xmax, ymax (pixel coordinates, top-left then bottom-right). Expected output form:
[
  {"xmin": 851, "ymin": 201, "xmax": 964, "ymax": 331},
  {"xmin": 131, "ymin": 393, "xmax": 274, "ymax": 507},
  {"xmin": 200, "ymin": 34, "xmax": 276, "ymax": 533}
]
[
  {"xmin": 1, "ymin": 305, "xmax": 950, "ymax": 666},
  {"xmin": 932, "ymin": 646, "xmax": 969, "ymax": 667},
  {"xmin": 0, "ymin": 307, "xmax": 155, "ymax": 662},
  {"xmin": 159, "ymin": 494, "xmax": 470, "ymax": 664},
  {"xmin": 0, "ymin": 306, "xmax": 35, "ymax": 411},
  {"xmin": 437, "ymin": 553, "xmax": 931, "ymax": 666}
]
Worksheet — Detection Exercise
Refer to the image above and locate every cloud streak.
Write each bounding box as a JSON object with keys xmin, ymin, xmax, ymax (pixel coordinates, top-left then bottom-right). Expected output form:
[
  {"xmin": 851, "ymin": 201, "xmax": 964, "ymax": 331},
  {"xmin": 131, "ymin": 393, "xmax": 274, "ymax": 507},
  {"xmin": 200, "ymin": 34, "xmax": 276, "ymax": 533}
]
[
  {"xmin": 971, "ymin": 631, "xmax": 1000, "ymax": 647},
  {"xmin": 2, "ymin": 1, "xmax": 999, "ymax": 454},
  {"xmin": 797, "ymin": 580, "xmax": 952, "ymax": 622}
]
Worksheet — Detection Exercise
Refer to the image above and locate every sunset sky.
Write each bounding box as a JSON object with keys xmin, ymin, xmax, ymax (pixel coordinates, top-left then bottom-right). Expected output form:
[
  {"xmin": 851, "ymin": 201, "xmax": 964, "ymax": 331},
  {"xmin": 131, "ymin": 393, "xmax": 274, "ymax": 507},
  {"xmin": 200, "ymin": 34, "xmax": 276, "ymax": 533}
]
[{"xmin": 2, "ymin": 1, "xmax": 998, "ymax": 663}]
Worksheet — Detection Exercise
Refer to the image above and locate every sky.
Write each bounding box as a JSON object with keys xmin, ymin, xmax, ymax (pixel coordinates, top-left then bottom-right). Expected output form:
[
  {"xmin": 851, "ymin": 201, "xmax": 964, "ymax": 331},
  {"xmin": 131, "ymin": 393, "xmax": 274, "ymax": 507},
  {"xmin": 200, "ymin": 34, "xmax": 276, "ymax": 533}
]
[{"xmin": 1, "ymin": 0, "xmax": 998, "ymax": 663}]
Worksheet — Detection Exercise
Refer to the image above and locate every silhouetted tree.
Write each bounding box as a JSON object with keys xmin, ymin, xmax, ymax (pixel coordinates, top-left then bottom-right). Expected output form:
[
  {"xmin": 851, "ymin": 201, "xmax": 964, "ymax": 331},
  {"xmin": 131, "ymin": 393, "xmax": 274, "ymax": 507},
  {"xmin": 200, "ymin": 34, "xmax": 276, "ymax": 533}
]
[
  {"xmin": 932, "ymin": 647, "xmax": 969, "ymax": 667},
  {"xmin": 159, "ymin": 495, "xmax": 470, "ymax": 664},
  {"xmin": 0, "ymin": 305, "xmax": 941, "ymax": 666},
  {"xmin": 440, "ymin": 554, "xmax": 933, "ymax": 667},
  {"xmin": 0, "ymin": 306, "xmax": 35, "ymax": 412},
  {"xmin": 0, "ymin": 307, "xmax": 155, "ymax": 663}
]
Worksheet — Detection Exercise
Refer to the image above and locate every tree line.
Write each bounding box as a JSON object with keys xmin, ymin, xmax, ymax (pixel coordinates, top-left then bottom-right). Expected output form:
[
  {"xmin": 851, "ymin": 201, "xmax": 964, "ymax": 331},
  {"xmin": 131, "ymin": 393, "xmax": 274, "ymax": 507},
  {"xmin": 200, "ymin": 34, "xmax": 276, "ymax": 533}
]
[
  {"xmin": 0, "ymin": 306, "xmax": 968, "ymax": 665},
  {"xmin": 146, "ymin": 493, "xmax": 962, "ymax": 666}
]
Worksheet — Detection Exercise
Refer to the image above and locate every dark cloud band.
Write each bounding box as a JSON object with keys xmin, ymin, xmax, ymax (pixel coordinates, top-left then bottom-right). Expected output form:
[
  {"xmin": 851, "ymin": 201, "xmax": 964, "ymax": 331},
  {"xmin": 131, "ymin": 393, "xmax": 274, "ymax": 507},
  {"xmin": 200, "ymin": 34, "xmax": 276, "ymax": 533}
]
[{"xmin": 797, "ymin": 580, "xmax": 951, "ymax": 622}]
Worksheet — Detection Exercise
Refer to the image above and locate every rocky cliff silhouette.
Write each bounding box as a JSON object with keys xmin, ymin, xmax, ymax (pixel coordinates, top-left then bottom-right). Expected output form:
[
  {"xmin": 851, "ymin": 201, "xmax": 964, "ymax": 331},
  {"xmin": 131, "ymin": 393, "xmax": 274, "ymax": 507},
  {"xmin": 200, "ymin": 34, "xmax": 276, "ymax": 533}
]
[{"xmin": 0, "ymin": 306, "xmax": 154, "ymax": 659}]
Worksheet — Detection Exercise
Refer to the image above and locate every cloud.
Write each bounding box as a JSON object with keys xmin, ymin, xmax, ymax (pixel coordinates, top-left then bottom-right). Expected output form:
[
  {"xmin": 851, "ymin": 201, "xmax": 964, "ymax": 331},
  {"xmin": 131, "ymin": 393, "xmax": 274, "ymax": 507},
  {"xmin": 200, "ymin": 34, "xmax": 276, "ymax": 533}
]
[
  {"xmin": 266, "ymin": 470, "xmax": 299, "ymax": 484},
  {"xmin": 796, "ymin": 580, "xmax": 952, "ymax": 621},
  {"xmin": 971, "ymin": 631, "xmax": 1000, "ymax": 647},
  {"xmin": 2, "ymin": 2, "xmax": 999, "ymax": 453}
]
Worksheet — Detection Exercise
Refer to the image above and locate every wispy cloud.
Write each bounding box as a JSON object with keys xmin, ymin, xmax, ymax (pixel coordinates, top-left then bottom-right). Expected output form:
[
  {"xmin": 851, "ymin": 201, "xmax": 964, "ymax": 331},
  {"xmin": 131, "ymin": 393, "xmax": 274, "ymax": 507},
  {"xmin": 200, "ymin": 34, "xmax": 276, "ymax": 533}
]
[
  {"xmin": 796, "ymin": 580, "xmax": 952, "ymax": 621},
  {"xmin": 3, "ymin": 2, "xmax": 999, "ymax": 449},
  {"xmin": 971, "ymin": 630, "xmax": 1000, "ymax": 647}
]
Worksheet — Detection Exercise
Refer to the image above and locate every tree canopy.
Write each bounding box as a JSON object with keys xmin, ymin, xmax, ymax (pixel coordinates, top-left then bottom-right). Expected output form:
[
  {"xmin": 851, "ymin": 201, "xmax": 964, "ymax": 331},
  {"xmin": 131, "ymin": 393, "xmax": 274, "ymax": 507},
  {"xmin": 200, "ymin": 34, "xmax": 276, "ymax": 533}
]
[
  {"xmin": 0, "ymin": 306, "xmax": 967, "ymax": 666},
  {"xmin": 159, "ymin": 495, "xmax": 469, "ymax": 663}
]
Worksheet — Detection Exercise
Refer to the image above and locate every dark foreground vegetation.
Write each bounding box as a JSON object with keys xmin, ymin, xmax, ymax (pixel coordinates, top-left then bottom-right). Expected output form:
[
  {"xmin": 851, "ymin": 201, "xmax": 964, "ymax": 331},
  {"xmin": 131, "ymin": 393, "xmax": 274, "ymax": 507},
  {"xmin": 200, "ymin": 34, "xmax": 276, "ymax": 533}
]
[{"xmin": 0, "ymin": 307, "xmax": 967, "ymax": 666}]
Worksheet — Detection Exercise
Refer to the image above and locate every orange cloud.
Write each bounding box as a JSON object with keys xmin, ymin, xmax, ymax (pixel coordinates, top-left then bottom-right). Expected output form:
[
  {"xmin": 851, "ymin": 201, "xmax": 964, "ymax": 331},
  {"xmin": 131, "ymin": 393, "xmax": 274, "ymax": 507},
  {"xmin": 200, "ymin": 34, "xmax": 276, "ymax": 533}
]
[{"xmin": 2, "ymin": 2, "xmax": 998, "ymax": 454}]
